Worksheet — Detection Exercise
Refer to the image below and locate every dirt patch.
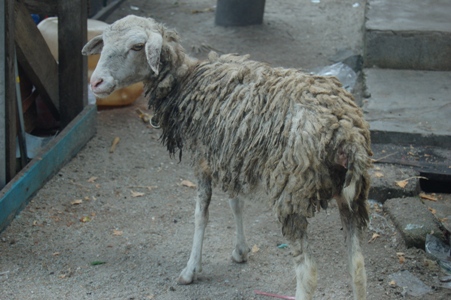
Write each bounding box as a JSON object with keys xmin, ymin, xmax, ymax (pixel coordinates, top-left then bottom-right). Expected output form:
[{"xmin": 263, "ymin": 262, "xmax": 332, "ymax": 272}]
[{"xmin": 1, "ymin": 1, "xmax": 450, "ymax": 299}]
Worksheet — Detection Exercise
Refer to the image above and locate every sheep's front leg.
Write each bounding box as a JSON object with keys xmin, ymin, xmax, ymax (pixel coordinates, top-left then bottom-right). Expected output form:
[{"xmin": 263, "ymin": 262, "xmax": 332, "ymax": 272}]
[
  {"xmin": 177, "ymin": 169, "xmax": 212, "ymax": 285},
  {"xmin": 229, "ymin": 198, "xmax": 250, "ymax": 263},
  {"xmin": 336, "ymin": 196, "xmax": 367, "ymax": 300},
  {"xmin": 282, "ymin": 214, "xmax": 317, "ymax": 300}
]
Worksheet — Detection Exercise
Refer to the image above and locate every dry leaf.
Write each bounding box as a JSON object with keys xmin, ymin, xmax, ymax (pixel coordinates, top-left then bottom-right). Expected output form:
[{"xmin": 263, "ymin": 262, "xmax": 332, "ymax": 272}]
[
  {"xmin": 50, "ymin": 216, "xmax": 61, "ymax": 222},
  {"xmin": 71, "ymin": 199, "xmax": 83, "ymax": 205},
  {"xmin": 53, "ymin": 252, "xmax": 61, "ymax": 256},
  {"xmin": 113, "ymin": 229, "xmax": 123, "ymax": 236},
  {"xmin": 87, "ymin": 176, "xmax": 98, "ymax": 183},
  {"xmin": 251, "ymin": 244, "xmax": 260, "ymax": 253},
  {"xmin": 420, "ymin": 193, "xmax": 438, "ymax": 202},
  {"xmin": 374, "ymin": 172, "xmax": 384, "ymax": 178},
  {"xmin": 428, "ymin": 207, "xmax": 437, "ymax": 214},
  {"xmin": 131, "ymin": 190, "xmax": 145, "ymax": 198},
  {"xmin": 181, "ymin": 180, "xmax": 196, "ymax": 188},
  {"xmin": 136, "ymin": 108, "xmax": 151, "ymax": 124},
  {"xmin": 395, "ymin": 180, "xmax": 408, "ymax": 188},
  {"xmin": 397, "ymin": 252, "xmax": 406, "ymax": 264},
  {"xmin": 80, "ymin": 216, "xmax": 91, "ymax": 223},
  {"xmin": 192, "ymin": 7, "xmax": 214, "ymax": 14},
  {"xmin": 110, "ymin": 137, "xmax": 120, "ymax": 153},
  {"xmin": 389, "ymin": 280, "xmax": 397, "ymax": 287},
  {"xmin": 368, "ymin": 233, "xmax": 380, "ymax": 243}
]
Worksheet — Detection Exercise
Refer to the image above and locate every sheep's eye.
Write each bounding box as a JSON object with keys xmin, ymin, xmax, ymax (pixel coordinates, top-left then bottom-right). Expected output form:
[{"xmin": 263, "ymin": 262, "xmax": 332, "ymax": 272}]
[{"xmin": 131, "ymin": 43, "xmax": 145, "ymax": 51}]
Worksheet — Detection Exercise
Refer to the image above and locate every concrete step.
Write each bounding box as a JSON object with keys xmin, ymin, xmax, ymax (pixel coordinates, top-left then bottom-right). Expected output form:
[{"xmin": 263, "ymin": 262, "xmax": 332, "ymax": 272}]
[
  {"xmin": 384, "ymin": 196, "xmax": 447, "ymax": 249},
  {"xmin": 364, "ymin": 0, "xmax": 451, "ymax": 70},
  {"xmin": 363, "ymin": 68, "xmax": 451, "ymax": 148}
]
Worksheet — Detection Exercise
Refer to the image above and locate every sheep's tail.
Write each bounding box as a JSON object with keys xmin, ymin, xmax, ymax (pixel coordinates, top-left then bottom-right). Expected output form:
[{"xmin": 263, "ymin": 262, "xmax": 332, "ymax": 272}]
[{"xmin": 339, "ymin": 142, "xmax": 372, "ymax": 228}]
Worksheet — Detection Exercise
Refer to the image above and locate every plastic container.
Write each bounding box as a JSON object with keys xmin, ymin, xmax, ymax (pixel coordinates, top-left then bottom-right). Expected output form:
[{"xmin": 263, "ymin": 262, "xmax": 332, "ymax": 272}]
[{"xmin": 38, "ymin": 17, "xmax": 143, "ymax": 107}]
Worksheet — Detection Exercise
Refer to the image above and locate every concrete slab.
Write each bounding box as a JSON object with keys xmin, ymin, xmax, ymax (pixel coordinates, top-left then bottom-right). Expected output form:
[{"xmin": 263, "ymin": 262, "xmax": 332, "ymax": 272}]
[
  {"xmin": 365, "ymin": 0, "xmax": 451, "ymax": 70},
  {"xmin": 369, "ymin": 164, "xmax": 419, "ymax": 203},
  {"xmin": 384, "ymin": 197, "xmax": 445, "ymax": 249},
  {"xmin": 366, "ymin": 0, "xmax": 451, "ymax": 32},
  {"xmin": 425, "ymin": 193, "xmax": 451, "ymax": 233},
  {"xmin": 363, "ymin": 68, "xmax": 451, "ymax": 147}
]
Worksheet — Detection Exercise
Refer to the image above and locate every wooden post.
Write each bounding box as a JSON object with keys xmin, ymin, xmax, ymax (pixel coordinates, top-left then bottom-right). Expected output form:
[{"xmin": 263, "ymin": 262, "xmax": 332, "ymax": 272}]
[
  {"xmin": 23, "ymin": 0, "xmax": 58, "ymax": 15},
  {"xmin": 58, "ymin": 0, "xmax": 88, "ymax": 128},
  {"xmin": 4, "ymin": 0, "xmax": 17, "ymax": 182},
  {"xmin": 15, "ymin": 0, "xmax": 60, "ymax": 120},
  {"xmin": 0, "ymin": 0, "xmax": 6, "ymax": 188}
]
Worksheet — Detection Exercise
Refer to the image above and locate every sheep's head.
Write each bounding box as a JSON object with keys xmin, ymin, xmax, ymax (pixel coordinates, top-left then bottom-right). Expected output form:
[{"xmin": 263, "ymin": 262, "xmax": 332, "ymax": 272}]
[{"xmin": 82, "ymin": 15, "xmax": 163, "ymax": 98}]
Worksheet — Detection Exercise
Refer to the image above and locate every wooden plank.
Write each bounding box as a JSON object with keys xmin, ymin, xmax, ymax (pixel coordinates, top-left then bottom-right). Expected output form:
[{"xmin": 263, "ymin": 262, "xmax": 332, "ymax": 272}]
[
  {"xmin": 0, "ymin": 0, "xmax": 6, "ymax": 188},
  {"xmin": 23, "ymin": 0, "xmax": 58, "ymax": 15},
  {"xmin": 0, "ymin": 104, "xmax": 97, "ymax": 232},
  {"xmin": 58, "ymin": 0, "xmax": 88, "ymax": 127},
  {"xmin": 14, "ymin": 0, "xmax": 60, "ymax": 120},
  {"xmin": 5, "ymin": 0, "xmax": 17, "ymax": 182}
]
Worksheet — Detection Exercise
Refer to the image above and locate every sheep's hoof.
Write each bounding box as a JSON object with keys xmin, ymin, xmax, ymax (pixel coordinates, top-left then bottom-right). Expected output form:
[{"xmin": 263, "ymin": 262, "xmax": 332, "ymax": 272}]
[
  {"xmin": 177, "ymin": 276, "xmax": 193, "ymax": 285},
  {"xmin": 177, "ymin": 268, "xmax": 196, "ymax": 285},
  {"xmin": 231, "ymin": 247, "xmax": 250, "ymax": 263}
]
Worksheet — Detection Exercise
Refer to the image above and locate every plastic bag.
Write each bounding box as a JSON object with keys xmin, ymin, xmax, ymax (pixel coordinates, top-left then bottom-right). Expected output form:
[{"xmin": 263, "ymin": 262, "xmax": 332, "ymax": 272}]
[
  {"xmin": 425, "ymin": 234, "xmax": 451, "ymax": 274},
  {"xmin": 316, "ymin": 62, "xmax": 357, "ymax": 91}
]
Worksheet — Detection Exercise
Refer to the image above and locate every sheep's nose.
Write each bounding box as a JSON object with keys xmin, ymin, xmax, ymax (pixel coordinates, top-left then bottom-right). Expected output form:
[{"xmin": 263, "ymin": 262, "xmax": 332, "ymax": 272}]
[{"xmin": 91, "ymin": 78, "xmax": 104, "ymax": 89}]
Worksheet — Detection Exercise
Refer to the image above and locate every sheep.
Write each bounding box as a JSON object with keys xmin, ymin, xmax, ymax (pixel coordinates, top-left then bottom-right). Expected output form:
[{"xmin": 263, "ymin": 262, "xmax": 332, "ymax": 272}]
[{"xmin": 82, "ymin": 15, "xmax": 372, "ymax": 300}]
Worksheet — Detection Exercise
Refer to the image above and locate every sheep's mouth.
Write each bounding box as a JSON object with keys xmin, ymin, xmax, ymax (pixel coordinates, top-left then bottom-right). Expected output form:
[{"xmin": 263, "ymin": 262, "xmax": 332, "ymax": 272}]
[
  {"xmin": 92, "ymin": 85, "xmax": 116, "ymax": 99},
  {"xmin": 93, "ymin": 91, "xmax": 114, "ymax": 99}
]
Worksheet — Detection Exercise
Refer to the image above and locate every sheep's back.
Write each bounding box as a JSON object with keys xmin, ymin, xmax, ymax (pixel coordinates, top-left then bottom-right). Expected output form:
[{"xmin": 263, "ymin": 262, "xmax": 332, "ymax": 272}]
[{"xmin": 167, "ymin": 54, "xmax": 370, "ymax": 215}]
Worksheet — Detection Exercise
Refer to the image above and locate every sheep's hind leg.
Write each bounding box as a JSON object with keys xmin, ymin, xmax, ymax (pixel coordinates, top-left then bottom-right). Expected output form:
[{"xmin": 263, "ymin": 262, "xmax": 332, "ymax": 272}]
[
  {"xmin": 336, "ymin": 196, "xmax": 367, "ymax": 300},
  {"xmin": 177, "ymin": 170, "xmax": 212, "ymax": 285},
  {"xmin": 282, "ymin": 214, "xmax": 317, "ymax": 300},
  {"xmin": 229, "ymin": 198, "xmax": 250, "ymax": 263}
]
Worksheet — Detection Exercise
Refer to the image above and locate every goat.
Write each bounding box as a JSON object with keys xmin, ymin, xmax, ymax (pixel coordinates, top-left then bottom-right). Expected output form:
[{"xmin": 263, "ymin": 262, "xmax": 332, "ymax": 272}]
[{"xmin": 82, "ymin": 15, "xmax": 372, "ymax": 300}]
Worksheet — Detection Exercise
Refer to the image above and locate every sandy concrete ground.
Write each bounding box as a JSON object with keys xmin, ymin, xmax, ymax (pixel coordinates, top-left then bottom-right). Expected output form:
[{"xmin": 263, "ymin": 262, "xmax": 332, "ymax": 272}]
[{"xmin": 1, "ymin": 1, "xmax": 450, "ymax": 299}]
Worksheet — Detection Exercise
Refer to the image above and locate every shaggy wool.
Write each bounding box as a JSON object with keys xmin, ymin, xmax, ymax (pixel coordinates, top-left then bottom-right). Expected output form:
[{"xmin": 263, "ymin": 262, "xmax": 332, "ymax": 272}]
[{"xmin": 145, "ymin": 26, "xmax": 372, "ymax": 231}]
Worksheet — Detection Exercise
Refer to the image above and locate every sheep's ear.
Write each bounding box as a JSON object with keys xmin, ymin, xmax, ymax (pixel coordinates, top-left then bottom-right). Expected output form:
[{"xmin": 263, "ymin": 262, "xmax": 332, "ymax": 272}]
[
  {"xmin": 145, "ymin": 33, "xmax": 163, "ymax": 75},
  {"xmin": 81, "ymin": 35, "xmax": 104, "ymax": 55}
]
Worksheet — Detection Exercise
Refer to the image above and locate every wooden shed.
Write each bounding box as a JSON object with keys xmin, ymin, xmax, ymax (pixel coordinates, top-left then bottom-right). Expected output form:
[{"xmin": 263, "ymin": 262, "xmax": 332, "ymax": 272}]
[{"xmin": 0, "ymin": 0, "xmax": 98, "ymax": 231}]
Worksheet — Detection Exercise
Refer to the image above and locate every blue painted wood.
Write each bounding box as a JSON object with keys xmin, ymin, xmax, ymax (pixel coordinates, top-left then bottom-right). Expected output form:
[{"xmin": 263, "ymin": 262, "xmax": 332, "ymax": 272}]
[{"xmin": 0, "ymin": 104, "xmax": 96, "ymax": 232}]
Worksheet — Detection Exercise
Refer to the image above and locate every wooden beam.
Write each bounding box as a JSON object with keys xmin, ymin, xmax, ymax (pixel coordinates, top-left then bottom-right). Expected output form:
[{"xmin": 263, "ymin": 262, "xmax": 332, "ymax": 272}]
[
  {"xmin": 14, "ymin": 0, "xmax": 60, "ymax": 120},
  {"xmin": 58, "ymin": 0, "xmax": 88, "ymax": 127},
  {"xmin": 0, "ymin": 104, "xmax": 97, "ymax": 232},
  {"xmin": 0, "ymin": 0, "xmax": 6, "ymax": 188},
  {"xmin": 23, "ymin": 0, "xmax": 58, "ymax": 15},
  {"xmin": 5, "ymin": 0, "xmax": 17, "ymax": 182}
]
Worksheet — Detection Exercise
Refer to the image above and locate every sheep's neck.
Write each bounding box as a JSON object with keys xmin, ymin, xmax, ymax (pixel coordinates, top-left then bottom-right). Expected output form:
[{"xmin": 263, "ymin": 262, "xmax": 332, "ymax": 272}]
[
  {"xmin": 144, "ymin": 45, "xmax": 198, "ymax": 158},
  {"xmin": 145, "ymin": 43, "xmax": 198, "ymax": 105}
]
